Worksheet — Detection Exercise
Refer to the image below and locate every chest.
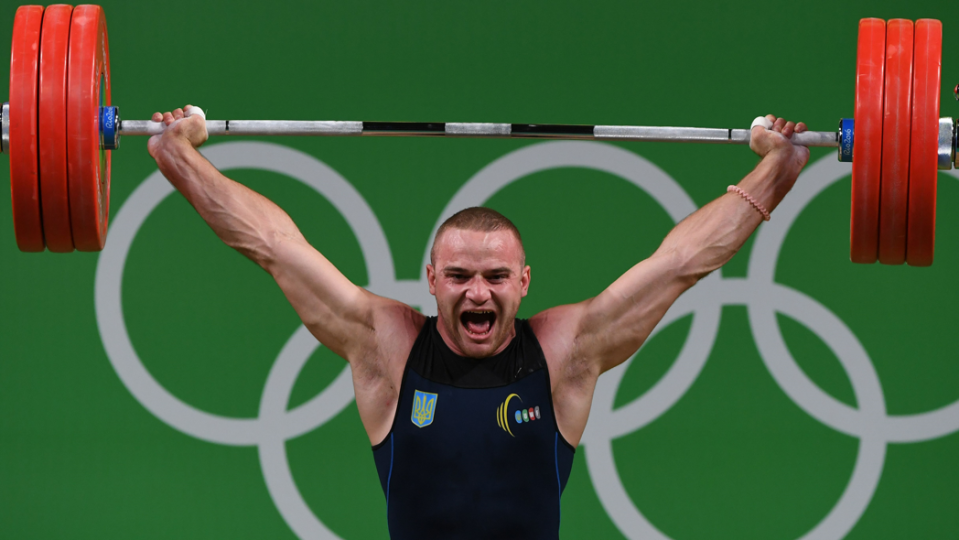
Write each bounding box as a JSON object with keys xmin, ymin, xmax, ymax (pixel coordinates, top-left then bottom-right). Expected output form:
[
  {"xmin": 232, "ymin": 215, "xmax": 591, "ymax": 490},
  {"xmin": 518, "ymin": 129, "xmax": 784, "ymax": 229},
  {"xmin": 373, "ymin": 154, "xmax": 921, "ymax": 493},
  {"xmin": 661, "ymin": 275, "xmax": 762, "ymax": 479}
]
[{"xmin": 394, "ymin": 369, "xmax": 557, "ymax": 466}]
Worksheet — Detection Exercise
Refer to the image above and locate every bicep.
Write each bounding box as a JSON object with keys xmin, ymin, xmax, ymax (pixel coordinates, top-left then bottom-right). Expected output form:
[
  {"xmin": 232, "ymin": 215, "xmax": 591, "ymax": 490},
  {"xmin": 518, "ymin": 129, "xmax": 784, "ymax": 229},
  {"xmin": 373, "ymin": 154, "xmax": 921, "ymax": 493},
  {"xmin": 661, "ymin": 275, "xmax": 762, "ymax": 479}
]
[
  {"xmin": 532, "ymin": 256, "xmax": 696, "ymax": 446},
  {"xmin": 575, "ymin": 251, "xmax": 695, "ymax": 372}
]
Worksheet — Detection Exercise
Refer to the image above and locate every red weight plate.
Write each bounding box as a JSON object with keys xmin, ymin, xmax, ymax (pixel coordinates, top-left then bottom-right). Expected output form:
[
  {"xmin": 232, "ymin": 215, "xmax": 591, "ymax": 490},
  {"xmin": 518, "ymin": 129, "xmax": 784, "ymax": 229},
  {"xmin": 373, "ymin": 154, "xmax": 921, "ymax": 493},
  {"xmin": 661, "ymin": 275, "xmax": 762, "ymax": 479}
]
[
  {"xmin": 851, "ymin": 19, "xmax": 885, "ymax": 264},
  {"xmin": 906, "ymin": 19, "xmax": 942, "ymax": 267},
  {"xmin": 878, "ymin": 19, "xmax": 914, "ymax": 265},
  {"xmin": 9, "ymin": 5, "xmax": 45, "ymax": 252},
  {"xmin": 39, "ymin": 4, "xmax": 75, "ymax": 253},
  {"xmin": 67, "ymin": 4, "xmax": 111, "ymax": 252}
]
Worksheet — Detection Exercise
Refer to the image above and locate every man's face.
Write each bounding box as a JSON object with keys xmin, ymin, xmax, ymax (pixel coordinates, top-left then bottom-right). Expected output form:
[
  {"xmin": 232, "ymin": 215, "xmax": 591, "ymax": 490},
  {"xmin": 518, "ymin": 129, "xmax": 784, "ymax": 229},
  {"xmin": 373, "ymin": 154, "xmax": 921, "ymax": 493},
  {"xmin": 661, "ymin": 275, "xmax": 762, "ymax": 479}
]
[{"xmin": 427, "ymin": 228, "xmax": 530, "ymax": 358}]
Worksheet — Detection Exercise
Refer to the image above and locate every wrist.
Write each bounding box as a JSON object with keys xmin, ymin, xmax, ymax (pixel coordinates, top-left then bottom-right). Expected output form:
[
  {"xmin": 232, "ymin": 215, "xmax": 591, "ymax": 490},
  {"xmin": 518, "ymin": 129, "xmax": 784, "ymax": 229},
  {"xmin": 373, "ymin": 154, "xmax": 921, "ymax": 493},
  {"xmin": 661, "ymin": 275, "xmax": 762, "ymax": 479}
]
[
  {"xmin": 765, "ymin": 145, "xmax": 807, "ymax": 175},
  {"xmin": 727, "ymin": 185, "xmax": 770, "ymax": 221},
  {"xmin": 761, "ymin": 146, "xmax": 794, "ymax": 168},
  {"xmin": 156, "ymin": 136, "xmax": 195, "ymax": 164},
  {"xmin": 737, "ymin": 154, "xmax": 796, "ymax": 215}
]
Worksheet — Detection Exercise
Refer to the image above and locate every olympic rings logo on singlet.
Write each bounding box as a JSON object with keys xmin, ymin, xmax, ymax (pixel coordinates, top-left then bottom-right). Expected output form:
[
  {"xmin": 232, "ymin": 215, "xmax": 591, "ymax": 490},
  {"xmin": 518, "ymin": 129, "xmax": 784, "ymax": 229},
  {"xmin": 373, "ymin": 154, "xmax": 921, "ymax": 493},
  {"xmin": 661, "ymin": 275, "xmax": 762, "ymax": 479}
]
[{"xmin": 496, "ymin": 393, "xmax": 542, "ymax": 437}]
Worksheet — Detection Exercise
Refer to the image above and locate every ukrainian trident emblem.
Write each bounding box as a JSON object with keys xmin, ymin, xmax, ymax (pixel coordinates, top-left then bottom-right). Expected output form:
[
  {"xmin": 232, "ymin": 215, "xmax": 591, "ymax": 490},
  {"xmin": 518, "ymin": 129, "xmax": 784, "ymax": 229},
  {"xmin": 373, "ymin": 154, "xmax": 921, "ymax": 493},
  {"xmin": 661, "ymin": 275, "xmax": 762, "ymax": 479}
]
[{"xmin": 411, "ymin": 390, "xmax": 438, "ymax": 428}]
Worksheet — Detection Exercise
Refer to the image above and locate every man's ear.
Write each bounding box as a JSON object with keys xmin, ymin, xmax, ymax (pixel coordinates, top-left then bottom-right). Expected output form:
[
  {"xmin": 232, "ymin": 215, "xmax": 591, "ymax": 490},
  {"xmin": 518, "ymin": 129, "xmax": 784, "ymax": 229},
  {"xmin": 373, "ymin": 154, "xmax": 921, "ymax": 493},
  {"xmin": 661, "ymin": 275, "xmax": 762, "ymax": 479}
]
[
  {"xmin": 427, "ymin": 264, "xmax": 437, "ymax": 295},
  {"xmin": 520, "ymin": 265, "xmax": 531, "ymax": 297}
]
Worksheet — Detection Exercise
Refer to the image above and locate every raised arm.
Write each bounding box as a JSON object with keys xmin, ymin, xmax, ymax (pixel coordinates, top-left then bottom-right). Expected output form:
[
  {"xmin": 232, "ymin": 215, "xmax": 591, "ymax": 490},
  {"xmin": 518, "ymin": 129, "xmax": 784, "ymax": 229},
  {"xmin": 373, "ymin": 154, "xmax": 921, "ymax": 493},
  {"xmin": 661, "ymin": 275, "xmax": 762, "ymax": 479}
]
[
  {"xmin": 146, "ymin": 108, "xmax": 421, "ymax": 441},
  {"xmin": 533, "ymin": 116, "xmax": 810, "ymax": 445}
]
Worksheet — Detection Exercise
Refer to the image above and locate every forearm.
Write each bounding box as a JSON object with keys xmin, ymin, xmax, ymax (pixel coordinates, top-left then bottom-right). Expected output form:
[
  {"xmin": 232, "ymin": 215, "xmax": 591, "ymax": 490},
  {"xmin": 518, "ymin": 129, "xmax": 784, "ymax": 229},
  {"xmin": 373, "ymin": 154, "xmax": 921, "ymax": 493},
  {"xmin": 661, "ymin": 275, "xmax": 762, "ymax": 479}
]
[
  {"xmin": 658, "ymin": 151, "xmax": 799, "ymax": 281},
  {"xmin": 155, "ymin": 139, "xmax": 303, "ymax": 268}
]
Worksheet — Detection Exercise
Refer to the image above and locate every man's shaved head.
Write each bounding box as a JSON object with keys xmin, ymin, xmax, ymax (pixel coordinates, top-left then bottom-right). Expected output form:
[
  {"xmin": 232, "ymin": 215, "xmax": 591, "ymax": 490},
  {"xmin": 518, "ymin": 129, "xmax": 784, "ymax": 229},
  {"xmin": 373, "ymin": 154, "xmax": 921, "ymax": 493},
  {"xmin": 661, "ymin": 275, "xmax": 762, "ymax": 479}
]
[{"xmin": 430, "ymin": 207, "xmax": 525, "ymax": 266}]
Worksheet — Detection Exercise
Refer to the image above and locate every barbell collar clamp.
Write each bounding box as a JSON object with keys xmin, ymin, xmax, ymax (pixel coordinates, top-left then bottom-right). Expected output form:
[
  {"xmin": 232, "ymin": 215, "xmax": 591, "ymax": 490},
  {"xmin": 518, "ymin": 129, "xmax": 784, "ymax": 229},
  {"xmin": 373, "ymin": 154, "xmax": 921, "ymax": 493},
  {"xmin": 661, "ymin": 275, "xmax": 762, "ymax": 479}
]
[
  {"xmin": 1, "ymin": 102, "xmax": 8, "ymax": 154},
  {"xmin": 839, "ymin": 118, "xmax": 855, "ymax": 162},
  {"xmin": 100, "ymin": 105, "xmax": 120, "ymax": 150}
]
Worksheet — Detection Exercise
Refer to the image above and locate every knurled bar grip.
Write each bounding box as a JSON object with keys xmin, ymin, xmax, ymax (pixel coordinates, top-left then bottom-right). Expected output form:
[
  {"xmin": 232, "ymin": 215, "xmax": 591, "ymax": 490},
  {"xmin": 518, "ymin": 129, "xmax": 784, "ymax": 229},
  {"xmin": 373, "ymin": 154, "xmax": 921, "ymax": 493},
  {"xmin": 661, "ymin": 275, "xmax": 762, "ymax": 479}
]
[{"xmin": 117, "ymin": 120, "xmax": 841, "ymax": 147}]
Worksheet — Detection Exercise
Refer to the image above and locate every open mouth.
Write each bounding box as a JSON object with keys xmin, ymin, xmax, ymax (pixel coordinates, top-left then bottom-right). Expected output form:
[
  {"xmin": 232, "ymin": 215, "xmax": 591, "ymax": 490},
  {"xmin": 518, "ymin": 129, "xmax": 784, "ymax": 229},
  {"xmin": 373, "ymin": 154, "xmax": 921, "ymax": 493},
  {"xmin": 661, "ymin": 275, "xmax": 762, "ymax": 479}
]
[{"xmin": 460, "ymin": 310, "xmax": 496, "ymax": 337}]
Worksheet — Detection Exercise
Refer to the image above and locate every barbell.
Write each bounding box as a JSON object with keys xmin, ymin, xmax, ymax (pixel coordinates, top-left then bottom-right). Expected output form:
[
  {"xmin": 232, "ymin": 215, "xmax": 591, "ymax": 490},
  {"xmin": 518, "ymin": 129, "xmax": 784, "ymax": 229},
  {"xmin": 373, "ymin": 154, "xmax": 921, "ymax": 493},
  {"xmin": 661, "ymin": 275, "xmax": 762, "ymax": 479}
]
[{"xmin": 3, "ymin": 5, "xmax": 957, "ymax": 265}]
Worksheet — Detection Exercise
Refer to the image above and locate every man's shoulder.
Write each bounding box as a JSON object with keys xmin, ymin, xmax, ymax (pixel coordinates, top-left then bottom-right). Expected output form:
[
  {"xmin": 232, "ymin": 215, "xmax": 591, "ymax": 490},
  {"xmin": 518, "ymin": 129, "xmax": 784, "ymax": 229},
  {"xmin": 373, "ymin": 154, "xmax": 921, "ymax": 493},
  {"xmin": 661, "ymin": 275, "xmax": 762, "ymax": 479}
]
[
  {"xmin": 528, "ymin": 302, "xmax": 588, "ymax": 339},
  {"xmin": 527, "ymin": 301, "xmax": 591, "ymax": 366},
  {"xmin": 352, "ymin": 293, "xmax": 426, "ymax": 359}
]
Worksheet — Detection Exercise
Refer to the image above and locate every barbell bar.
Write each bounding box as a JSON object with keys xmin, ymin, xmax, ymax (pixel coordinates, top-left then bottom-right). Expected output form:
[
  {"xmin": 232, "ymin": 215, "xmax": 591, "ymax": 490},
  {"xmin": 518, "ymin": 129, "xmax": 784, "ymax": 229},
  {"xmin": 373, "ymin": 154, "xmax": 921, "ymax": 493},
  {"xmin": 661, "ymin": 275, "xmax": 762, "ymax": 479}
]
[
  {"xmin": 115, "ymin": 116, "xmax": 844, "ymax": 147},
  {"xmin": 3, "ymin": 6, "xmax": 958, "ymax": 265}
]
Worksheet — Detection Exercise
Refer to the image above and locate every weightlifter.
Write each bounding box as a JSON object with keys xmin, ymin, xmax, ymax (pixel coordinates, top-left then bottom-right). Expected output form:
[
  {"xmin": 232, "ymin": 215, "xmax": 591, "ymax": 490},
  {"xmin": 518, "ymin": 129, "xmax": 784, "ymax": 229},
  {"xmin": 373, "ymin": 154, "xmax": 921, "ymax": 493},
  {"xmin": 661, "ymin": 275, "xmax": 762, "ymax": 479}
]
[{"xmin": 148, "ymin": 105, "xmax": 809, "ymax": 539}]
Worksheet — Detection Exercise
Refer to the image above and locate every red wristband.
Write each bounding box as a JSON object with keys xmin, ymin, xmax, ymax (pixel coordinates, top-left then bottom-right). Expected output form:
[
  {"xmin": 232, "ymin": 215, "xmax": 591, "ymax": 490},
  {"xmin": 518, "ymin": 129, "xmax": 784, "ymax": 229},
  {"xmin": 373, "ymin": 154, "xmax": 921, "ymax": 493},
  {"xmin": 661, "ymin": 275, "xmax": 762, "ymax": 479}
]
[{"xmin": 727, "ymin": 185, "xmax": 771, "ymax": 221}]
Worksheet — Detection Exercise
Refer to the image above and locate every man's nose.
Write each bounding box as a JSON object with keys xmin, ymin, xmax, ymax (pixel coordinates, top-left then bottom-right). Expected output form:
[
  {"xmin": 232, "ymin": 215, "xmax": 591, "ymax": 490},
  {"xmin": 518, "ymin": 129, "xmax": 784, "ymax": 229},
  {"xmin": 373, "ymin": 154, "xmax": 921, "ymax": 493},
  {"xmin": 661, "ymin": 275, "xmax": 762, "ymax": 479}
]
[{"xmin": 465, "ymin": 277, "xmax": 491, "ymax": 304}]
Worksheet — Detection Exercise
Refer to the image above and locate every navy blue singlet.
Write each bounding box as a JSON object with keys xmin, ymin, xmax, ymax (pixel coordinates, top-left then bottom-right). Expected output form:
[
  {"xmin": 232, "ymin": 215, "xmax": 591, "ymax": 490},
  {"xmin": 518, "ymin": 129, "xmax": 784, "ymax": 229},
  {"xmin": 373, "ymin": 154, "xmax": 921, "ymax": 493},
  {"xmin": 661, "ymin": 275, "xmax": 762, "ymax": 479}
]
[{"xmin": 372, "ymin": 317, "xmax": 576, "ymax": 539}]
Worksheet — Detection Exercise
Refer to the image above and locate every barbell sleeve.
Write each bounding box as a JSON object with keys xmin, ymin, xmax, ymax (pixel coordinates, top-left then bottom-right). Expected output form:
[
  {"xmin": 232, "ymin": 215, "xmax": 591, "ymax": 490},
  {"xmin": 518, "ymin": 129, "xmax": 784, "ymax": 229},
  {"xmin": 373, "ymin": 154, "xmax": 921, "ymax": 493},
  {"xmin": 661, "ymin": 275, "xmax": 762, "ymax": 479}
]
[{"xmin": 0, "ymin": 102, "xmax": 9, "ymax": 154}]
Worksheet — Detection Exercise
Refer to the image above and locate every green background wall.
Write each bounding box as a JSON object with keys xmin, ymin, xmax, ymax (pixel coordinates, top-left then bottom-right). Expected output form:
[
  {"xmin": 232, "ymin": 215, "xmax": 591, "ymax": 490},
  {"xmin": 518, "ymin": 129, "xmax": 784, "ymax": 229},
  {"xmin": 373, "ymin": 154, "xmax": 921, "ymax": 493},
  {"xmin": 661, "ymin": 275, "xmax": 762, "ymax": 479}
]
[{"xmin": 2, "ymin": 1, "xmax": 958, "ymax": 538}]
